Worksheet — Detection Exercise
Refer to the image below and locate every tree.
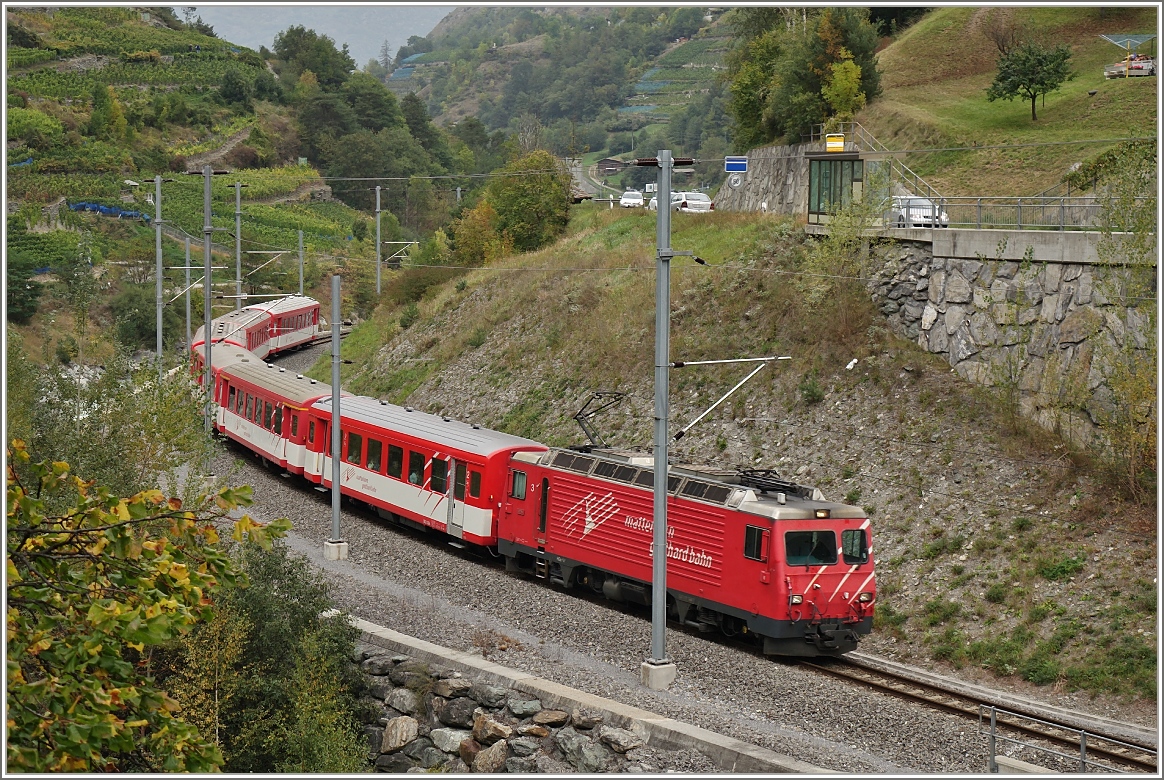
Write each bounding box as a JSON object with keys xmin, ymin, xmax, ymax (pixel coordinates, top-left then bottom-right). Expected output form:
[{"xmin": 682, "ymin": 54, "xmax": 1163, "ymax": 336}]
[
  {"xmin": 323, "ymin": 126, "xmax": 435, "ymax": 212},
  {"xmin": 400, "ymin": 92, "xmax": 452, "ymax": 168},
  {"xmin": 5, "ymin": 440, "xmax": 290, "ymax": 772},
  {"xmin": 340, "ymin": 72, "xmax": 403, "ymax": 133},
  {"xmin": 726, "ymin": 7, "xmax": 881, "ymax": 145},
  {"xmin": 451, "ymin": 201, "xmax": 510, "ymax": 267},
  {"xmin": 484, "ymin": 149, "xmax": 571, "ymax": 252},
  {"xmin": 6, "ymin": 247, "xmax": 44, "ymax": 325},
  {"xmin": 986, "ymin": 41, "xmax": 1073, "ymax": 121},
  {"xmin": 220, "ymin": 68, "xmax": 253, "ymax": 109},
  {"xmin": 273, "ymin": 25, "xmax": 354, "ymax": 91},
  {"xmin": 379, "ymin": 39, "xmax": 392, "ymax": 71},
  {"xmin": 821, "ymin": 49, "xmax": 867, "ymax": 124}
]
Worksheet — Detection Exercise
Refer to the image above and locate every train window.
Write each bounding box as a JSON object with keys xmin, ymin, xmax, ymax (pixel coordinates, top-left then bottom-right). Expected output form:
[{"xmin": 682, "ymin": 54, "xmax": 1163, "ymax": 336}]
[
  {"xmin": 785, "ymin": 531, "xmax": 837, "ymax": 567},
  {"xmin": 744, "ymin": 526, "xmax": 769, "ymax": 562},
  {"xmin": 454, "ymin": 462, "xmax": 466, "ymax": 500},
  {"xmin": 634, "ymin": 469, "xmax": 682, "ymax": 493},
  {"xmin": 387, "ymin": 445, "xmax": 403, "ymax": 479},
  {"xmin": 841, "ymin": 529, "xmax": 868, "ymax": 565},
  {"xmin": 227, "ymin": 386, "xmax": 236, "ymax": 411},
  {"xmin": 469, "ymin": 470, "xmax": 481, "ymax": 498},
  {"xmin": 290, "ymin": 414, "xmax": 299, "ymax": 438},
  {"xmin": 346, "ymin": 433, "xmax": 362, "ymax": 465},
  {"xmin": 245, "ymin": 395, "xmax": 253, "ymax": 420},
  {"xmin": 308, "ymin": 420, "xmax": 315, "ymax": 444},
  {"xmin": 552, "ymin": 452, "xmax": 575, "ymax": 469},
  {"xmin": 510, "ymin": 470, "xmax": 527, "ymax": 500},
  {"xmin": 538, "ymin": 478, "xmax": 549, "ymax": 532},
  {"xmin": 366, "ymin": 439, "xmax": 382, "ymax": 472},
  {"xmin": 253, "ymin": 398, "xmax": 262, "ymax": 424},
  {"xmin": 408, "ymin": 452, "xmax": 424, "ymax": 485},
  {"xmin": 431, "ymin": 459, "xmax": 448, "ymax": 493},
  {"xmin": 273, "ymin": 407, "xmax": 282, "ymax": 435},
  {"xmin": 264, "ymin": 402, "xmax": 274, "ymax": 430},
  {"xmin": 236, "ymin": 391, "xmax": 245, "ymax": 414},
  {"xmin": 680, "ymin": 480, "xmax": 708, "ymax": 499},
  {"xmin": 594, "ymin": 461, "xmax": 617, "ymax": 479}
]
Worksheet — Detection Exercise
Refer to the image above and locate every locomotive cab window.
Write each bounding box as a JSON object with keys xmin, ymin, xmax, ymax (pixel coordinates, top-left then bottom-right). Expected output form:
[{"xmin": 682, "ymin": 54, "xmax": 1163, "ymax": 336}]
[
  {"xmin": 785, "ymin": 531, "xmax": 838, "ymax": 566},
  {"xmin": 743, "ymin": 525, "xmax": 769, "ymax": 562},
  {"xmin": 387, "ymin": 445, "xmax": 403, "ymax": 479},
  {"xmin": 510, "ymin": 470, "xmax": 527, "ymax": 500},
  {"xmin": 842, "ymin": 529, "xmax": 869, "ymax": 565}
]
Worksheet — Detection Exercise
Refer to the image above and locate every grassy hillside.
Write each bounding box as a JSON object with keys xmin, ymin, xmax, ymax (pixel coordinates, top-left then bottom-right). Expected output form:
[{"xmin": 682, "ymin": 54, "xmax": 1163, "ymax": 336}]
[
  {"xmin": 860, "ymin": 6, "xmax": 1158, "ymax": 194},
  {"xmin": 314, "ymin": 205, "xmax": 1155, "ymax": 703}
]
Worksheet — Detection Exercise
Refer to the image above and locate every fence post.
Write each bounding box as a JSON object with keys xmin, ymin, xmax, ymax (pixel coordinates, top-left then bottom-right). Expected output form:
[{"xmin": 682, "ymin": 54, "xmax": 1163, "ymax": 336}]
[
  {"xmin": 988, "ymin": 707, "xmax": 998, "ymax": 773},
  {"xmin": 1017, "ymin": 199, "xmax": 1022, "ymax": 229},
  {"xmin": 977, "ymin": 198, "xmax": 982, "ymax": 230},
  {"xmin": 1079, "ymin": 731, "xmax": 1087, "ymax": 773},
  {"xmin": 1059, "ymin": 198, "xmax": 1064, "ymax": 231}
]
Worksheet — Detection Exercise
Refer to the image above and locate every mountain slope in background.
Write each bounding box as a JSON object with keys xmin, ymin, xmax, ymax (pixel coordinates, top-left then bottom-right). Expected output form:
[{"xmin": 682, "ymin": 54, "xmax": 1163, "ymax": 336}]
[{"xmin": 188, "ymin": 5, "xmax": 453, "ymax": 66}]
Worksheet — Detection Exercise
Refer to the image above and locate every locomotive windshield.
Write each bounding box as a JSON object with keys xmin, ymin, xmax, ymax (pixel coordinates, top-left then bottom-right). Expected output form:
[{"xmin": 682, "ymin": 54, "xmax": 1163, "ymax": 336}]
[{"xmin": 785, "ymin": 530, "xmax": 837, "ymax": 566}]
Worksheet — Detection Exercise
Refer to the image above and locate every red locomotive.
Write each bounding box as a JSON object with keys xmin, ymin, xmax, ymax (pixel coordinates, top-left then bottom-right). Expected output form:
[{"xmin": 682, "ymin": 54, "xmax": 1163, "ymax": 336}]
[{"xmin": 196, "ymin": 296, "xmax": 876, "ymax": 657}]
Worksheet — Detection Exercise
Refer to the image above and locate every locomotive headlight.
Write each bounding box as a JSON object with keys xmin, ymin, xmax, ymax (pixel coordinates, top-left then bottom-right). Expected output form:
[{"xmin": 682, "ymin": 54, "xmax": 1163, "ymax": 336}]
[
  {"xmin": 814, "ymin": 508, "xmax": 830, "ymax": 519},
  {"xmin": 857, "ymin": 592, "xmax": 873, "ymax": 603},
  {"xmin": 790, "ymin": 594, "xmax": 803, "ymax": 605}
]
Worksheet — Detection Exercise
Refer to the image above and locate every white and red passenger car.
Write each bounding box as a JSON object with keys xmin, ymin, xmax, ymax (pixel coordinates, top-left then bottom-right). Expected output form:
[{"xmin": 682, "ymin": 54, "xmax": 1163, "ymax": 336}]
[{"xmin": 195, "ymin": 296, "xmax": 876, "ymax": 656}]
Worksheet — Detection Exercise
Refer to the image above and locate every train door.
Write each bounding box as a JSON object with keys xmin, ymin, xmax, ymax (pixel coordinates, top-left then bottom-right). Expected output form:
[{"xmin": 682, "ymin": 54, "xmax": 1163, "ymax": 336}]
[
  {"xmin": 445, "ymin": 457, "xmax": 464, "ymax": 539},
  {"xmin": 273, "ymin": 404, "xmax": 288, "ymax": 464}
]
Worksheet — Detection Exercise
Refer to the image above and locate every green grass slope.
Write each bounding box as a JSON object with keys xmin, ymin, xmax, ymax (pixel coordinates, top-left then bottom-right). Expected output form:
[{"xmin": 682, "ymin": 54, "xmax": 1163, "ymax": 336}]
[{"xmin": 860, "ymin": 6, "xmax": 1158, "ymax": 195}]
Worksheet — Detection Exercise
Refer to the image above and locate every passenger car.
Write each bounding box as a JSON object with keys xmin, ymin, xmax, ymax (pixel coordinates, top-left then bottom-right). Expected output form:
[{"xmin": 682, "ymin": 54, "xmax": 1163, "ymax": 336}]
[
  {"xmin": 619, "ymin": 190, "xmax": 644, "ymax": 208},
  {"xmin": 890, "ymin": 196, "xmax": 948, "ymax": 228},
  {"xmin": 647, "ymin": 192, "xmax": 714, "ymax": 212},
  {"xmin": 671, "ymin": 191, "xmax": 714, "ymax": 212}
]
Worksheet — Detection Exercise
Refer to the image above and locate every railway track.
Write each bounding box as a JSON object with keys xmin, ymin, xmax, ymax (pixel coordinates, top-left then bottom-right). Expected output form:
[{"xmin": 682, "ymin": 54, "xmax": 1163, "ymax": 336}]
[{"xmin": 801, "ymin": 654, "xmax": 1157, "ymax": 773}]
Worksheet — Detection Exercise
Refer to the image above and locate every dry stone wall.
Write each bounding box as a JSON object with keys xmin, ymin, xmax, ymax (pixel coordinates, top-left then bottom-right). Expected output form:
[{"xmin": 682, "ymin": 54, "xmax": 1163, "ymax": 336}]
[
  {"xmin": 354, "ymin": 647, "xmax": 695, "ymax": 774},
  {"xmin": 866, "ymin": 236, "xmax": 1154, "ymax": 446},
  {"xmin": 713, "ymin": 142, "xmax": 809, "ymax": 215}
]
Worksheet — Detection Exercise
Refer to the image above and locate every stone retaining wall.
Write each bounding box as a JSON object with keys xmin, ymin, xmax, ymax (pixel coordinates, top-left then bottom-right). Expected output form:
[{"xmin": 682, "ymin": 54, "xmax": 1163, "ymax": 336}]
[
  {"xmin": 866, "ymin": 234, "xmax": 1154, "ymax": 445},
  {"xmin": 354, "ymin": 647, "xmax": 681, "ymax": 773}
]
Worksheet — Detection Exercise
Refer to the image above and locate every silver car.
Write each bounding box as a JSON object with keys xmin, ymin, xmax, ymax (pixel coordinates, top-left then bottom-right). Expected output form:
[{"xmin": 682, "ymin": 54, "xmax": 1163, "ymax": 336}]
[
  {"xmin": 891, "ymin": 196, "xmax": 948, "ymax": 228},
  {"xmin": 619, "ymin": 189, "xmax": 644, "ymax": 208},
  {"xmin": 671, "ymin": 191, "xmax": 714, "ymax": 213}
]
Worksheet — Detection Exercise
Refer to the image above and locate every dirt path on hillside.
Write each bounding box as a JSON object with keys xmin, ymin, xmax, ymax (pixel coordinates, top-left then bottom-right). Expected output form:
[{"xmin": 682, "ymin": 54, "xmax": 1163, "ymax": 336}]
[{"xmin": 182, "ymin": 126, "xmax": 254, "ymax": 171}]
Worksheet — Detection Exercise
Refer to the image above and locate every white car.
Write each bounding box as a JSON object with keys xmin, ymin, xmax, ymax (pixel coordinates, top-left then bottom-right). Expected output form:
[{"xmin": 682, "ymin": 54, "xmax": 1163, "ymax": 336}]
[
  {"xmin": 646, "ymin": 192, "xmax": 714, "ymax": 212},
  {"xmin": 671, "ymin": 191, "xmax": 713, "ymax": 213},
  {"xmin": 619, "ymin": 189, "xmax": 644, "ymax": 208},
  {"xmin": 890, "ymin": 196, "xmax": 948, "ymax": 228}
]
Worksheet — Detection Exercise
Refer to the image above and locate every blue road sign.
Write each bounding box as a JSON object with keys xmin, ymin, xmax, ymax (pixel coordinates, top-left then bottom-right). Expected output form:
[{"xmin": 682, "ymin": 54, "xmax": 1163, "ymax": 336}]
[{"xmin": 725, "ymin": 156, "xmax": 748, "ymax": 173}]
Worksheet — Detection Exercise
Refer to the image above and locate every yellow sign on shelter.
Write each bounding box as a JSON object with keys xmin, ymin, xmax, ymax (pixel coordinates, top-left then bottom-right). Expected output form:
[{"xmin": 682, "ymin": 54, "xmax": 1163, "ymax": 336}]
[{"xmin": 825, "ymin": 133, "xmax": 845, "ymax": 152}]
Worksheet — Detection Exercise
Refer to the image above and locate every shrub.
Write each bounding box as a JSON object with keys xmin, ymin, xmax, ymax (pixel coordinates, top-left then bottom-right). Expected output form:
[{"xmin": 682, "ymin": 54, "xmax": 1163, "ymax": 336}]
[
  {"xmin": 799, "ymin": 376, "xmax": 824, "ymax": 404},
  {"xmin": 399, "ymin": 302, "xmax": 419, "ymax": 330},
  {"xmin": 984, "ymin": 583, "xmax": 1008, "ymax": 604},
  {"xmin": 1037, "ymin": 556, "xmax": 1084, "ymax": 581}
]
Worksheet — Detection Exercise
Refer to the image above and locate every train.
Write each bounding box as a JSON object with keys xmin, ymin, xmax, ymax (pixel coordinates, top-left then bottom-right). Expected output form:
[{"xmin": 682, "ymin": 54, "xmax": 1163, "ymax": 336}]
[{"xmin": 191, "ymin": 296, "xmax": 876, "ymax": 657}]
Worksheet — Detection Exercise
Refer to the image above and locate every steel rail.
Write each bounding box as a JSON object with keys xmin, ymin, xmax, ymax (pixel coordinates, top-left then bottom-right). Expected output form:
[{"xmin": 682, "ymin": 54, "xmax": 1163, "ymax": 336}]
[{"xmin": 799, "ymin": 658, "xmax": 1157, "ymax": 773}]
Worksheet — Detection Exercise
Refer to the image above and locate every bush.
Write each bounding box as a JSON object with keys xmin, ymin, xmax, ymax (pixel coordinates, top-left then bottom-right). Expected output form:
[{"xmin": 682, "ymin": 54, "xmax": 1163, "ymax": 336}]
[
  {"xmin": 1037, "ymin": 556, "xmax": 1085, "ymax": 581},
  {"xmin": 984, "ymin": 582, "xmax": 1008, "ymax": 604}
]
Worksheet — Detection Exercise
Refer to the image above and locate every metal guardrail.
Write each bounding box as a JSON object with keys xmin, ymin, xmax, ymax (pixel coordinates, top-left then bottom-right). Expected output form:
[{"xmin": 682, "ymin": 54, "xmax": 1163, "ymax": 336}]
[
  {"xmin": 980, "ymin": 705, "xmax": 1157, "ymax": 773},
  {"xmin": 884, "ymin": 196, "xmax": 1151, "ymax": 231}
]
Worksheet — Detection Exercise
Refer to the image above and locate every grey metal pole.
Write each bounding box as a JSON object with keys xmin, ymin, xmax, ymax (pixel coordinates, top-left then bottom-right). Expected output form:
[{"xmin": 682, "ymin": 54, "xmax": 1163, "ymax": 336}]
[
  {"xmin": 375, "ymin": 185, "xmax": 382, "ymax": 295},
  {"xmin": 184, "ymin": 238, "xmax": 191, "ymax": 352},
  {"xmin": 651, "ymin": 149, "xmax": 672, "ymax": 665},
  {"xmin": 298, "ymin": 230, "xmax": 304, "ymax": 295},
  {"xmin": 155, "ymin": 174, "xmax": 163, "ymax": 365},
  {"xmin": 234, "ymin": 182, "xmax": 242, "ymax": 310},
  {"xmin": 331, "ymin": 274, "xmax": 342, "ymax": 542},
  {"xmin": 203, "ymin": 164, "xmax": 213, "ymax": 434}
]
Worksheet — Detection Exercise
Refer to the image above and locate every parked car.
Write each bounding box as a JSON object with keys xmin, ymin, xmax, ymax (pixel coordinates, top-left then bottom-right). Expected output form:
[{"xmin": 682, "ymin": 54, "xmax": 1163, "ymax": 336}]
[
  {"xmin": 1104, "ymin": 55, "xmax": 1156, "ymax": 79},
  {"xmin": 890, "ymin": 195, "xmax": 948, "ymax": 228},
  {"xmin": 646, "ymin": 192, "xmax": 714, "ymax": 212},
  {"xmin": 619, "ymin": 189, "xmax": 644, "ymax": 208},
  {"xmin": 671, "ymin": 191, "xmax": 714, "ymax": 213}
]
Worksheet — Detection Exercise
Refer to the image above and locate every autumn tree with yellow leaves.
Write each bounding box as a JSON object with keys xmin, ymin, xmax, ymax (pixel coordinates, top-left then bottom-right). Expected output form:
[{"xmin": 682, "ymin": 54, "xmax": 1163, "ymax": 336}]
[{"xmin": 5, "ymin": 440, "xmax": 290, "ymax": 772}]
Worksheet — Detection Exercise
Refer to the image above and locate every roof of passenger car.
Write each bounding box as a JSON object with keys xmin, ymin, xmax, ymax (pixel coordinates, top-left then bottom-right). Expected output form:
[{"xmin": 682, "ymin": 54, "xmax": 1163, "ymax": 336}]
[{"xmin": 315, "ymin": 395, "xmax": 548, "ymax": 458}]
